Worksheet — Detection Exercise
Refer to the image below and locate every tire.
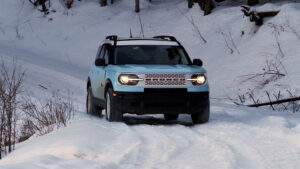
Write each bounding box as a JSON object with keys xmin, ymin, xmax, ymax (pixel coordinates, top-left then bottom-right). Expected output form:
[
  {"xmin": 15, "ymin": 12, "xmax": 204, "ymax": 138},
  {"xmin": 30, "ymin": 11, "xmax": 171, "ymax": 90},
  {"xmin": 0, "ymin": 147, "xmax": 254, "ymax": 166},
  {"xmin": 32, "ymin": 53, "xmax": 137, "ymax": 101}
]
[
  {"xmin": 191, "ymin": 102, "xmax": 210, "ymax": 124},
  {"xmin": 86, "ymin": 87, "xmax": 102, "ymax": 115},
  {"xmin": 164, "ymin": 114, "xmax": 179, "ymax": 121},
  {"xmin": 105, "ymin": 88, "xmax": 123, "ymax": 122}
]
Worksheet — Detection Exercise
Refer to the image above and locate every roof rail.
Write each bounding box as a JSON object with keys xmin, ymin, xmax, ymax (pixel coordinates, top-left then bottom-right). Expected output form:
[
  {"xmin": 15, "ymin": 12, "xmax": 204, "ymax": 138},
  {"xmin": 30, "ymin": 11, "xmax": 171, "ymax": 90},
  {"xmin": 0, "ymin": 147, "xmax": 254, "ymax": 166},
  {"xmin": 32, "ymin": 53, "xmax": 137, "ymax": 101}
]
[
  {"xmin": 153, "ymin": 35, "xmax": 177, "ymax": 42},
  {"xmin": 153, "ymin": 35, "xmax": 182, "ymax": 46}
]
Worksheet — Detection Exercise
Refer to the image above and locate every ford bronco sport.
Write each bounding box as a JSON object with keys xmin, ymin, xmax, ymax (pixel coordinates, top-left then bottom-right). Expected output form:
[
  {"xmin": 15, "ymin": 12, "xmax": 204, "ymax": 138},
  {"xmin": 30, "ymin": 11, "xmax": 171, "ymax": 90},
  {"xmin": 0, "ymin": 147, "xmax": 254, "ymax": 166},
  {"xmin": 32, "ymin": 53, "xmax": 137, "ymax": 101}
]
[{"xmin": 87, "ymin": 35, "xmax": 209, "ymax": 124}]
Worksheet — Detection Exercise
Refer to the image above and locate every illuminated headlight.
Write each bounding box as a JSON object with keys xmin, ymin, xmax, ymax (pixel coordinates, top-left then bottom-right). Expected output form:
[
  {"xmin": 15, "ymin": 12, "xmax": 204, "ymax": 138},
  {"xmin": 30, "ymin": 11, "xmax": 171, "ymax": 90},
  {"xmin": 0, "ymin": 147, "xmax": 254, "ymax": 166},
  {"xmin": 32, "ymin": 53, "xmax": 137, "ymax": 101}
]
[
  {"xmin": 187, "ymin": 74, "xmax": 206, "ymax": 85},
  {"xmin": 118, "ymin": 74, "xmax": 143, "ymax": 85}
]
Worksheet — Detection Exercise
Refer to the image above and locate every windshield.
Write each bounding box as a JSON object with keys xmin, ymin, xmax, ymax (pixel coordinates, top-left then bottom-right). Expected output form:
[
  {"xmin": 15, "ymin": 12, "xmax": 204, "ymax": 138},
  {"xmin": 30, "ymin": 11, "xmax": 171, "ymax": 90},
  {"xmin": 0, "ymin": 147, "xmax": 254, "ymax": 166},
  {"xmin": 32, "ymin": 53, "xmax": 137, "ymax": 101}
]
[{"xmin": 114, "ymin": 45, "xmax": 191, "ymax": 65}]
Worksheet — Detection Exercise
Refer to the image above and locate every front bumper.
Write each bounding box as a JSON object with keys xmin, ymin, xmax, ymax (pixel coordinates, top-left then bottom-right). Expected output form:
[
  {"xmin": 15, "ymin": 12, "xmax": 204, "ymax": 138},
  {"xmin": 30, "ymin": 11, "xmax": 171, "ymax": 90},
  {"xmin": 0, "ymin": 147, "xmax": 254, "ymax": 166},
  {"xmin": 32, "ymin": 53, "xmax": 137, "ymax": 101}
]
[{"xmin": 114, "ymin": 88, "xmax": 209, "ymax": 114}]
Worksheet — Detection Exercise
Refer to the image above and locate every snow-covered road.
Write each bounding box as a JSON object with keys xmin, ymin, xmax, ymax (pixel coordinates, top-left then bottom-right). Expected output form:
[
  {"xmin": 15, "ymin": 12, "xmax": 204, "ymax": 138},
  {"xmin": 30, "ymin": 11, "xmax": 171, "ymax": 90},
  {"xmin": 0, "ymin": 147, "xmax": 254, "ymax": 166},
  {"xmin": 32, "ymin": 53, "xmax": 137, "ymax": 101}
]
[{"xmin": 1, "ymin": 100, "xmax": 300, "ymax": 169}]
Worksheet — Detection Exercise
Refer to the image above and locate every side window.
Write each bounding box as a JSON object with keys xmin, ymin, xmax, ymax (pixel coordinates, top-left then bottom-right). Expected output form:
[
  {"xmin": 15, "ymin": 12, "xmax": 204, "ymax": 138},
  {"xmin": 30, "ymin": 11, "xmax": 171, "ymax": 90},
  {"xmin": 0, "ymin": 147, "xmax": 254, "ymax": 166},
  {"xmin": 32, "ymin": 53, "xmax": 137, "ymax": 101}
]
[
  {"xmin": 96, "ymin": 45, "xmax": 104, "ymax": 59},
  {"xmin": 103, "ymin": 45, "xmax": 110, "ymax": 64},
  {"xmin": 95, "ymin": 44, "xmax": 111, "ymax": 64},
  {"xmin": 102, "ymin": 44, "xmax": 111, "ymax": 64}
]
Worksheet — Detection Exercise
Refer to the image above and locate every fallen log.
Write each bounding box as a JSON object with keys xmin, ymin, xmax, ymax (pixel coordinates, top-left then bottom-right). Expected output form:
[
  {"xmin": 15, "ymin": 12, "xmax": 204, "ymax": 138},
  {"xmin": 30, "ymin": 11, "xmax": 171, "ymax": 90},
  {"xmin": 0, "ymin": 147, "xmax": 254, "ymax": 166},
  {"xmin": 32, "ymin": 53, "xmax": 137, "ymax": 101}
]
[
  {"xmin": 241, "ymin": 5, "xmax": 279, "ymax": 25},
  {"xmin": 247, "ymin": 97, "xmax": 300, "ymax": 107}
]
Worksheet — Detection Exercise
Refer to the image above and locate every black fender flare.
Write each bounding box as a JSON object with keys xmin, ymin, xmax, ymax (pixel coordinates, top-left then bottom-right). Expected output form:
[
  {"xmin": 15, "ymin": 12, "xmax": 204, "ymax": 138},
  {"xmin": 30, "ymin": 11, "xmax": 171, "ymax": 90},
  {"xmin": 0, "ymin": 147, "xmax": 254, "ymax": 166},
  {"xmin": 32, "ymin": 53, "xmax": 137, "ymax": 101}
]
[
  {"xmin": 104, "ymin": 79, "xmax": 114, "ymax": 98},
  {"xmin": 87, "ymin": 77, "xmax": 91, "ymax": 91}
]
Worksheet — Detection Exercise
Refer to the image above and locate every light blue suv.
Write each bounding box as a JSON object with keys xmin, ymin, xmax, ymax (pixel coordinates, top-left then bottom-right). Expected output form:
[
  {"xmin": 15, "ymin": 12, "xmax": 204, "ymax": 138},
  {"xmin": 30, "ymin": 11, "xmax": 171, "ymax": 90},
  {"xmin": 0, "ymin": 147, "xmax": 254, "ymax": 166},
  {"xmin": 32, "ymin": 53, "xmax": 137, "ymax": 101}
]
[{"xmin": 87, "ymin": 35, "xmax": 209, "ymax": 124}]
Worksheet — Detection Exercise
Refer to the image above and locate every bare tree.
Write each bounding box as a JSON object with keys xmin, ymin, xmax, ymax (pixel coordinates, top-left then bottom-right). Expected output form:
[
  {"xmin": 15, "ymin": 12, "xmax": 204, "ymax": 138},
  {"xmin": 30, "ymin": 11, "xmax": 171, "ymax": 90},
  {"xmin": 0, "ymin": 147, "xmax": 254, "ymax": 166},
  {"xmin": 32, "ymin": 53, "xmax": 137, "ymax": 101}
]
[
  {"xmin": 174, "ymin": 4, "xmax": 207, "ymax": 43},
  {"xmin": 21, "ymin": 89, "xmax": 74, "ymax": 136},
  {"xmin": 0, "ymin": 60, "xmax": 25, "ymax": 159},
  {"xmin": 285, "ymin": 19, "xmax": 300, "ymax": 40},
  {"xmin": 219, "ymin": 28, "xmax": 240, "ymax": 54},
  {"xmin": 0, "ymin": 59, "xmax": 74, "ymax": 159},
  {"xmin": 138, "ymin": 13, "xmax": 144, "ymax": 37}
]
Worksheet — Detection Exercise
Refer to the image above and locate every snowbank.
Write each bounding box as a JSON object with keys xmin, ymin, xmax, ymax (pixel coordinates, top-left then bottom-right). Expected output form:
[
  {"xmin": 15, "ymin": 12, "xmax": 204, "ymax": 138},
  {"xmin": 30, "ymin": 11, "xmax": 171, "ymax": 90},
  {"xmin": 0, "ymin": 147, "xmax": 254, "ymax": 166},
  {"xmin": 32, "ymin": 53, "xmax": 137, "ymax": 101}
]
[{"xmin": 1, "ymin": 102, "xmax": 300, "ymax": 169}]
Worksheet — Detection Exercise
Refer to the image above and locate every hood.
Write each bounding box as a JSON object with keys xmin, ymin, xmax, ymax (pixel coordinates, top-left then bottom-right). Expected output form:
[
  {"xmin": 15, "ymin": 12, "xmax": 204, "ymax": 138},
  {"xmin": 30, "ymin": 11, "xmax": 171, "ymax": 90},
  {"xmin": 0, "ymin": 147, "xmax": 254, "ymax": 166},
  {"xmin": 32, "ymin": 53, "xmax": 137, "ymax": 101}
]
[{"xmin": 106, "ymin": 64, "xmax": 206, "ymax": 74}]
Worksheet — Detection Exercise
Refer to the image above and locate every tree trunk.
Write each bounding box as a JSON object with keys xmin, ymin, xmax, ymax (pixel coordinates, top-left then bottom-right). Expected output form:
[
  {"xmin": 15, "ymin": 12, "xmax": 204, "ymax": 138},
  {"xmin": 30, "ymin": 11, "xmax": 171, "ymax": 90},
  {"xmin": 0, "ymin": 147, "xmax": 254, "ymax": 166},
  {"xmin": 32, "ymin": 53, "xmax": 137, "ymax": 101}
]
[
  {"xmin": 65, "ymin": 0, "xmax": 74, "ymax": 9},
  {"xmin": 198, "ymin": 0, "xmax": 214, "ymax": 15},
  {"xmin": 247, "ymin": 0, "xmax": 259, "ymax": 6},
  {"xmin": 188, "ymin": 0, "xmax": 193, "ymax": 8},
  {"xmin": 135, "ymin": 0, "xmax": 140, "ymax": 13},
  {"xmin": 100, "ymin": 0, "xmax": 107, "ymax": 6}
]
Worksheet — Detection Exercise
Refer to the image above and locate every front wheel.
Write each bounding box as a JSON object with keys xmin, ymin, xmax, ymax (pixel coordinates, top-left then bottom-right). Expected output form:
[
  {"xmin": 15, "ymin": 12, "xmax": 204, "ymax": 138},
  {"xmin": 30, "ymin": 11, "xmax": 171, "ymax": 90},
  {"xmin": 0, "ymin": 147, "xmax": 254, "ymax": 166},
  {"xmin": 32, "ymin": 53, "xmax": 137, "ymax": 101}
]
[
  {"xmin": 106, "ymin": 88, "xmax": 123, "ymax": 122},
  {"xmin": 191, "ymin": 102, "xmax": 210, "ymax": 124}
]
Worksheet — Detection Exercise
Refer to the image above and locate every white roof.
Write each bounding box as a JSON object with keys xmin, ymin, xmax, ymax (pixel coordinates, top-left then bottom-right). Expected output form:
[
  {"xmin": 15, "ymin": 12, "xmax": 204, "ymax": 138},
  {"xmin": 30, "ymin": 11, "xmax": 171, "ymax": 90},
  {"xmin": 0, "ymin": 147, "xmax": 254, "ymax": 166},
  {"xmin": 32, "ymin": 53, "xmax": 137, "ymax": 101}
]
[{"xmin": 116, "ymin": 40, "xmax": 179, "ymax": 46}]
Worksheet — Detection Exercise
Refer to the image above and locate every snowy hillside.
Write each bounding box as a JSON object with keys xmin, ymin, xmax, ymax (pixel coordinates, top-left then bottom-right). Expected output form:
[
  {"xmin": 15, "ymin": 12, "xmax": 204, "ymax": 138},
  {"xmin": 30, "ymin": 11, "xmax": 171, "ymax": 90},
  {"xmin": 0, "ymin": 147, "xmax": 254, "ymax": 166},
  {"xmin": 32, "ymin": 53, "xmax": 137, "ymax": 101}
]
[
  {"xmin": 0, "ymin": 0, "xmax": 300, "ymax": 168},
  {"xmin": 1, "ymin": 0, "xmax": 300, "ymax": 99}
]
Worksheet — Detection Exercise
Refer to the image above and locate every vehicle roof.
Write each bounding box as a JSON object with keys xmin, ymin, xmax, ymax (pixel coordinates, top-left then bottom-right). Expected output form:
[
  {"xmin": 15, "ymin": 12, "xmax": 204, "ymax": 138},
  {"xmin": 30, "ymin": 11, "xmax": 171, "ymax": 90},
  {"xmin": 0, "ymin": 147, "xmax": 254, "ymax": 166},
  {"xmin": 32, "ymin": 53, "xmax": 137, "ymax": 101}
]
[{"xmin": 103, "ymin": 37, "xmax": 180, "ymax": 46}]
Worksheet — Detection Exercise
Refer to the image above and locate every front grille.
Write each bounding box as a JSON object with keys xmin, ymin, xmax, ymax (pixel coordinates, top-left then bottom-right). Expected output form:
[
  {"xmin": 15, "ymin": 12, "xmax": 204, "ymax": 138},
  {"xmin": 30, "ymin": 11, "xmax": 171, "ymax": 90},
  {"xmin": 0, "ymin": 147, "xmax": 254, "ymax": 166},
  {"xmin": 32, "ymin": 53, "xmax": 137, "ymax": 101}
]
[
  {"xmin": 119, "ymin": 73, "xmax": 201, "ymax": 87},
  {"xmin": 144, "ymin": 73, "xmax": 186, "ymax": 86}
]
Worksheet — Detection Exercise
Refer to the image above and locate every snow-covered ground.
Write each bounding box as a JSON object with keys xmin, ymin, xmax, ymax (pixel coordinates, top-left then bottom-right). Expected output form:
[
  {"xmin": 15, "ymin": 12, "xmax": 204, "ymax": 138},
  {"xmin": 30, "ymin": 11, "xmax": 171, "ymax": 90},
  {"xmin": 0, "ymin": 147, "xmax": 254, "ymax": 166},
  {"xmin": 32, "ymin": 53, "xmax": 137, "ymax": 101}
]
[
  {"xmin": 1, "ymin": 102, "xmax": 300, "ymax": 169},
  {"xmin": 0, "ymin": 0, "xmax": 300, "ymax": 168}
]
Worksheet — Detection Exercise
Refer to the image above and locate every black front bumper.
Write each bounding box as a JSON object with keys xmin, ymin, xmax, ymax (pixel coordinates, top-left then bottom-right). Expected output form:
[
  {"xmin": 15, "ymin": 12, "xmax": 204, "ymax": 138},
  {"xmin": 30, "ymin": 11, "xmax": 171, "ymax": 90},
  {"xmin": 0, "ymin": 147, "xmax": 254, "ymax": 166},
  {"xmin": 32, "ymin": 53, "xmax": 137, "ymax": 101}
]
[{"xmin": 114, "ymin": 88, "xmax": 209, "ymax": 114}]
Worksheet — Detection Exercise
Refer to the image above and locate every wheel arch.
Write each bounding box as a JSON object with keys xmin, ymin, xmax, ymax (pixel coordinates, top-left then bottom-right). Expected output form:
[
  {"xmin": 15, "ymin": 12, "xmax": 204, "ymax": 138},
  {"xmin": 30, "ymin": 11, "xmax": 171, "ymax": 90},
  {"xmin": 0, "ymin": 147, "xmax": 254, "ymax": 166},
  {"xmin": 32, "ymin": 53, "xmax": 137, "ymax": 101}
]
[
  {"xmin": 87, "ymin": 77, "xmax": 91, "ymax": 91},
  {"xmin": 104, "ymin": 79, "xmax": 114, "ymax": 98}
]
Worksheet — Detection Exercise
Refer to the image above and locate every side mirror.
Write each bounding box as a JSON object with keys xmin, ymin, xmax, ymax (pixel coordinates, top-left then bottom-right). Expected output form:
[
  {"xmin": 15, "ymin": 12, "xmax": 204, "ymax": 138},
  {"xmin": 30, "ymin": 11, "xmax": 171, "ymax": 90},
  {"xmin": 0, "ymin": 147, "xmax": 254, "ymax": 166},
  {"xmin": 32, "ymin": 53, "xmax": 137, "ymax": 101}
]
[
  {"xmin": 95, "ymin": 58, "xmax": 106, "ymax": 66},
  {"xmin": 193, "ymin": 59, "xmax": 203, "ymax": 66}
]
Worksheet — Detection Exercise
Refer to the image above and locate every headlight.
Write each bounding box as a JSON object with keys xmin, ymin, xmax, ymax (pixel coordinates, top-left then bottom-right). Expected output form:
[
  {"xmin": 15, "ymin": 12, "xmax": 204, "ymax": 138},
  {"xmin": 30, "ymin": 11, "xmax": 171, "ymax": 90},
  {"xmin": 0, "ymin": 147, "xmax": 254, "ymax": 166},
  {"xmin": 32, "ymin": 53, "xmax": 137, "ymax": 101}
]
[
  {"xmin": 187, "ymin": 74, "xmax": 206, "ymax": 85},
  {"xmin": 118, "ymin": 74, "xmax": 143, "ymax": 85}
]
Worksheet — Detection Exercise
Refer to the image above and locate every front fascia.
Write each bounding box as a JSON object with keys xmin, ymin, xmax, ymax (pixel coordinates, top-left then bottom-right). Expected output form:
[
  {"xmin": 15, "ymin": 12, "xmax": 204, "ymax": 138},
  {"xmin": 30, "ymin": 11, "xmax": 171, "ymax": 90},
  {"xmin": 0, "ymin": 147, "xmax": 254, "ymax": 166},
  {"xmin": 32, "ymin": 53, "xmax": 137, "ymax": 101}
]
[
  {"xmin": 113, "ymin": 83, "xmax": 209, "ymax": 92},
  {"xmin": 106, "ymin": 68, "xmax": 209, "ymax": 93}
]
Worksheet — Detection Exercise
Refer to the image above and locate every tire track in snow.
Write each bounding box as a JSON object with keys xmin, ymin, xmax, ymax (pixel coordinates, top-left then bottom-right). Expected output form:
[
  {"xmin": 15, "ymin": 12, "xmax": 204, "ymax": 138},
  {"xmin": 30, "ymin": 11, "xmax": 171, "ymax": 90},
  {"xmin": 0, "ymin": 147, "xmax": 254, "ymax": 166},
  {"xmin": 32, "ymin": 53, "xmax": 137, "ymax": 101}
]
[
  {"xmin": 118, "ymin": 125, "xmax": 237, "ymax": 169},
  {"xmin": 197, "ymin": 104, "xmax": 300, "ymax": 169},
  {"xmin": 194, "ymin": 128, "xmax": 266, "ymax": 169}
]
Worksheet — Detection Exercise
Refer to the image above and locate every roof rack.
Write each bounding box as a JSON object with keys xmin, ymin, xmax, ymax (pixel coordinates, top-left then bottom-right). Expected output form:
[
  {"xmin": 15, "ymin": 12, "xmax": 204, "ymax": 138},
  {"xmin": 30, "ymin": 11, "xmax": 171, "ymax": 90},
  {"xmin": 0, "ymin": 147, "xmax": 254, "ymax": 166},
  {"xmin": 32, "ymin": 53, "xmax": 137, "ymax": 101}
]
[
  {"xmin": 153, "ymin": 35, "xmax": 177, "ymax": 42},
  {"xmin": 153, "ymin": 35, "xmax": 182, "ymax": 46},
  {"xmin": 106, "ymin": 35, "xmax": 118, "ymax": 46}
]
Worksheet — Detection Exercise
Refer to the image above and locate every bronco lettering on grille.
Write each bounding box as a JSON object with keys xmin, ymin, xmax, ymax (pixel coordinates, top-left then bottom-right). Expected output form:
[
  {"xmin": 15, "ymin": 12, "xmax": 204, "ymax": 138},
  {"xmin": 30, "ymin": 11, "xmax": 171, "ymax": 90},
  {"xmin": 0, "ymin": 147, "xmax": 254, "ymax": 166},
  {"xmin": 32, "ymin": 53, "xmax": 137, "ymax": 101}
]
[{"xmin": 145, "ymin": 74, "xmax": 186, "ymax": 85}]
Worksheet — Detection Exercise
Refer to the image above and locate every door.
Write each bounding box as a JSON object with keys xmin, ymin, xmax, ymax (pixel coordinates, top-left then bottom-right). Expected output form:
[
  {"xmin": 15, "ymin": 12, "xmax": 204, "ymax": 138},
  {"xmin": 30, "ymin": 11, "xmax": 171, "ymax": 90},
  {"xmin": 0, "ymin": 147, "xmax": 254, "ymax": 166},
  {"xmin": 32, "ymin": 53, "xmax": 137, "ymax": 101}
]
[{"xmin": 91, "ymin": 44, "xmax": 110, "ymax": 100}]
